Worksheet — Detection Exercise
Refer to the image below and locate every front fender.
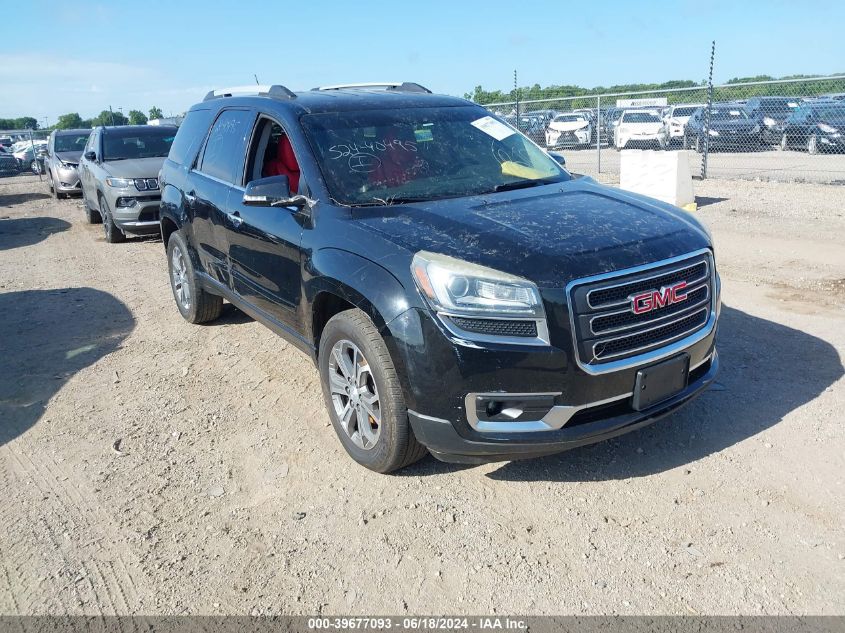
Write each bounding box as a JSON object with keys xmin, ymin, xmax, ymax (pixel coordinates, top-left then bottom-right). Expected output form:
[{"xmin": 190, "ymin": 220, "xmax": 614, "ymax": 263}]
[{"xmin": 305, "ymin": 248, "xmax": 414, "ymax": 333}]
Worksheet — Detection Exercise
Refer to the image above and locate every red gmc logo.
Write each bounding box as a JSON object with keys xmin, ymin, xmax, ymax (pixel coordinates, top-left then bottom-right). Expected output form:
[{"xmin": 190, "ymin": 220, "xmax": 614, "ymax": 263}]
[{"xmin": 631, "ymin": 281, "xmax": 688, "ymax": 315}]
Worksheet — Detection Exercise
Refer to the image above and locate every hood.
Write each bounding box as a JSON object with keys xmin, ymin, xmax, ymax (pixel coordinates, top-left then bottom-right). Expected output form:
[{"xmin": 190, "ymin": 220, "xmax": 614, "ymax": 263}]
[
  {"xmin": 708, "ymin": 118, "xmax": 756, "ymax": 132},
  {"xmin": 352, "ymin": 178, "xmax": 711, "ymax": 287},
  {"xmin": 102, "ymin": 156, "xmax": 166, "ymax": 178},
  {"xmin": 549, "ymin": 120, "xmax": 589, "ymax": 132},
  {"xmin": 619, "ymin": 121, "xmax": 662, "ymax": 133},
  {"xmin": 56, "ymin": 150, "xmax": 82, "ymax": 164}
]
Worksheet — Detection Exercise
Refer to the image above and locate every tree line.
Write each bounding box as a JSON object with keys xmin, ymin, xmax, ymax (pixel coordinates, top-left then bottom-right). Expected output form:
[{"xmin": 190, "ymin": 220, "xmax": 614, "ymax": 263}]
[
  {"xmin": 465, "ymin": 73, "xmax": 845, "ymax": 104},
  {"xmin": 0, "ymin": 107, "xmax": 165, "ymax": 131}
]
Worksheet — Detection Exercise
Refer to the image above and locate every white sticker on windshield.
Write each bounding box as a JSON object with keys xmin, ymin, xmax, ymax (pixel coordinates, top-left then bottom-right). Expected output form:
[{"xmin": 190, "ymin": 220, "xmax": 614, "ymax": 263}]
[
  {"xmin": 787, "ymin": 102, "xmax": 798, "ymax": 108},
  {"xmin": 471, "ymin": 116, "xmax": 515, "ymax": 141},
  {"xmin": 729, "ymin": 110, "xmax": 741, "ymax": 116}
]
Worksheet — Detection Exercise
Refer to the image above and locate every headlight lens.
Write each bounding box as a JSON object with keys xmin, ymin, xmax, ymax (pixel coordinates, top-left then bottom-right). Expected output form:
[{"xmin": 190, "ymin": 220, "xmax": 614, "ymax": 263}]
[
  {"xmin": 752, "ymin": 124, "xmax": 761, "ymax": 134},
  {"xmin": 105, "ymin": 177, "xmax": 133, "ymax": 188},
  {"xmin": 818, "ymin": 123, "xmax": 838, "ymax": 134},
  {"xmin": 763, "ymin": 116, "xmax": 776, "ymax": 127},
  {"xmin": 411, "ymin": 251, "xmax": 545, "ymax": 318},
  {"xmin": 708, "ymin": 129, "xmax": 719, "ymax": 137}
]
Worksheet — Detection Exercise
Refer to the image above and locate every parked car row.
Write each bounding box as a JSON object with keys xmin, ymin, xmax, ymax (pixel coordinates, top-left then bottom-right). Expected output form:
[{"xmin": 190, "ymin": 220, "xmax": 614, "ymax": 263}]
[
  {"xmin": 46, "ymin": 82, "xmax": 721, "ymax": 474},
  {"xmin": 528, "ymin": 95, "xmax": 844, "ymax": 154}
]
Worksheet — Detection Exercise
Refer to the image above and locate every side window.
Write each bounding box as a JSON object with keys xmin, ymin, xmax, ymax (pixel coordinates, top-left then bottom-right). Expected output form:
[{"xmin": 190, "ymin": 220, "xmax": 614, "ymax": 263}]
[
  {"xmin": 168, "ymin": 109, "xmax": 214, "ymax": 166},
  {"xmin": 197, "ymin": 109, "xmax": 254, "ymax": 184},
  {"xmin": 244, "ymin": 116, "xmax": 302, "ymax": 192}
]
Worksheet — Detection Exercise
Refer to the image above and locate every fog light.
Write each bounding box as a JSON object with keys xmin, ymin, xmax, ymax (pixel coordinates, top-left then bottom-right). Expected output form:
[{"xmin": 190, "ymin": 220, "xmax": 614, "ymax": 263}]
[{"xmin": 116, "ymin": 197, "xmax": 136, "ymax": 208}]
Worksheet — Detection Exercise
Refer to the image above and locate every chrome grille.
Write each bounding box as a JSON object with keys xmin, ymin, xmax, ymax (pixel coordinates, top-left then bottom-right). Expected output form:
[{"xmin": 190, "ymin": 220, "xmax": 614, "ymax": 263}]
[{"xmin": 567, "ymin": 250, "xmax": 715, "ymax": 371}]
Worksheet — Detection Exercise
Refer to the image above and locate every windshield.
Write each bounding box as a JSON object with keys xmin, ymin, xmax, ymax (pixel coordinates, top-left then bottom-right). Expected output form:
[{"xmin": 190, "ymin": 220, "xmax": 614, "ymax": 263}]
[
  {"xmin": 711, "ymin": 108, "xmax": 748, "ymax": 121},
  {"xmin": 102, "ymin": 128, "xmax": 176, "ymax": 161},
  {"xmin": 622, "ymin": 111, "xmax": 661, "ymax": 123},
  {"xmin": 554, "ymin": 115, "xmax": 587, "ymax": 123},
  {"xmin": 301, "ymin": 106, "xmax": 570, "ymax": 206},
  {"xmin": 672, "ymin": 107, "xmax": 698, "ymax": 117},
  {"xmin": 813, "ymin": 105, "xmax": 845, "ymax": 122},
  {"xmin": 55, "ymin": 133, "xmax": 89, "ymax": 153}
]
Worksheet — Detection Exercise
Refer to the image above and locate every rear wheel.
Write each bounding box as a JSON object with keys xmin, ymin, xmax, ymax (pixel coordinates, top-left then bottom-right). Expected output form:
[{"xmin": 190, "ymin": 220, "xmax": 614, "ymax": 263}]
[
  {"xmin": 780, "ymin": 134, "xmax": 788, "ymax": 151},
  {"xmin": 98, "ymin": 195, "xmax": 126, "ymax": 243},
  {"xmin": 167, "ymin": 231, "xmax": 222, "ymax": 324},
  {"xmin": 319, "ymin": 309, "xmax": 427, "ymax": 473},
  {"xmin": 807, "ymin": 134, "xmax": 818, "ymax": 155}
]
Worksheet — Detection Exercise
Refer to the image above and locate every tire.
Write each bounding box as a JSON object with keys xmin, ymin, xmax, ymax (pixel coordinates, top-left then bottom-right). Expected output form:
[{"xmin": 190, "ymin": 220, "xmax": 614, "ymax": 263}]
[
  {"xmin": 695, "ymin": 136, "xmax": 702, "ymax": 153},
  {"xmin": 683, "ymin": 135, "xmax": 689, "ymax": 150},
  {"xmin": 98, "ymin": 194, "xmax": 126, "ymax": 243},
  {"xmin": 48, "ymin": 172, "xmax": 57, "ymax": 197},
  {"xmin": 807, "ymin": 134, "xmax": 818, "ymax": 155},
  {"xmin": 318, "ymin": 309, "xmax": 427, "ymax": 473},
  {"xmin": 166, "ymin": 230, "xmax": 222, "ymax": 324},
  {"xmin": 30, "ymin": 160, "xmax": 39, "ymax": 174},
  {"xmin": 780, "ymin": 134, "xmax": 788, "ymax": 152},
  {"xmin": 82, "ymin": 188, "xmax": 102, "ymax": 223}
]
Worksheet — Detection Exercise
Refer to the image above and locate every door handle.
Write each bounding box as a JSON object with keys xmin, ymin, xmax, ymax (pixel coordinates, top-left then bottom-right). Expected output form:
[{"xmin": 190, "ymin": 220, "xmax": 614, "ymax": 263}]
[{"xmin": 226, "ymin": 211, "xmax": 243, "ymax": 227}]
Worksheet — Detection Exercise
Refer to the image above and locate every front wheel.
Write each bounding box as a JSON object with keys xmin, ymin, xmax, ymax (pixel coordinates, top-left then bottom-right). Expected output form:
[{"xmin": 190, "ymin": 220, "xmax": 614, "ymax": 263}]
[
  {"xmin": 807, "ymin": 134, "xmax": 818, "ymax": 155},
  {"xmin": 780, "ymin": 134, "xmax": 788, "ymax": 152},
  {"xmin": 166, "ymin": 231, "xmax": 222, "ymax": 324},
  {"xmin": 98, "ymin": 195, "xmax": 126, "ymax": 243},
  {"xmin": 319, "ymin": 309, "xmax": 427, "ymax": 473}
]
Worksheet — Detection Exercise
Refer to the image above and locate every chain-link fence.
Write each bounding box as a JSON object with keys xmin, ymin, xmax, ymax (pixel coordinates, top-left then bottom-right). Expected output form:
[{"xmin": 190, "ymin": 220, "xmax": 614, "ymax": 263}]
[
  {"xmin": 0, "ymin": 129, "xmax": 50, "ymax": 176},
  {"xmin": 480, "ymin": 76, "xmax": 845, "ymax": 184}
]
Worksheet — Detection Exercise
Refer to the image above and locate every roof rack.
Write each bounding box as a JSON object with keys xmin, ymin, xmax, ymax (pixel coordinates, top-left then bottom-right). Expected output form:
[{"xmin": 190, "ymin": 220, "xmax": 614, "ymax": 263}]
[
  {"xmin": 203, "ymin": 84, "xmax": 297, "ymax": 101},
  {"xmin": 312, "ymin": 82, "xmax": 431, "ymax": 94}
]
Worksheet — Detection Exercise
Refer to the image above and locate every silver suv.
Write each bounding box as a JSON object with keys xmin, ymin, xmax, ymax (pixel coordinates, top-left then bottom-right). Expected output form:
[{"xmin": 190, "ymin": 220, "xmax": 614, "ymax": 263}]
[
  {"xmin": 78, "ymin": 125, "xmax": 177, "ymax": 243},
  {"xmin": 44, "ymin": 129, "xmax": 89, "ymax": 197}
]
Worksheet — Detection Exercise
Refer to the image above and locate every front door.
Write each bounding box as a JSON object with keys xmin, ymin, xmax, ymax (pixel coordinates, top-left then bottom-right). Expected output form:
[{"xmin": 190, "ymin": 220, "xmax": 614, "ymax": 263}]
[{"xmin": 225, "ymin": 116, "xmax": 305, "ymax": 333}]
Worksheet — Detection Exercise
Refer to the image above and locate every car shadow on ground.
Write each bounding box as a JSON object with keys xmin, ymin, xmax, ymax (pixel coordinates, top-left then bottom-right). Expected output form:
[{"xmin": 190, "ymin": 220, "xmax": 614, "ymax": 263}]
[
  {"xmin": 405, "ymin": 305, "xmax": 843, "ymax": 480},
  {"xmin": 695, "ymin": 196, "xmax": 729, "ymax": 208},
  {"xmin": 0, "ymin": 288, "xmax": 135, "ymax": 447},
  {"xmin": 0, "ymin": 192, "xmax": 51, "ymax": 206},
  {"xmin": 0, "ymin": 217, "xmax": 71, "ymax": 250}
]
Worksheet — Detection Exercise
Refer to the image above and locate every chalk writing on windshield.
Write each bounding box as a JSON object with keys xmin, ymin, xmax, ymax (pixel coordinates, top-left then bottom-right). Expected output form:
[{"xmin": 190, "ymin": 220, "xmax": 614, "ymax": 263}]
[{"xmin": 328, "ymin": 139, "xmax": 418, "ymax": 173}]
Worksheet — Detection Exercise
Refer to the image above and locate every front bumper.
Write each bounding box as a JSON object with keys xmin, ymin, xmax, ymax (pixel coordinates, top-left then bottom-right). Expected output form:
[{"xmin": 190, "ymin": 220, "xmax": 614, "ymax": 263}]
[
  {"xmin": 409, "ymin": 351, "xmax": 718, "ymax": 463},
  {"xmin": 819, "ymin": 133, "xmax": 845, "ymax": 151},
  {"xmin": 105, "ymin": 189, "xmax": 162, "ymax": 235},
  {"xmin": 53, "ymin": 166, "xmax": 82, "ymax": 193},
  {"xmin": 617, "ymin": 133, "xmax": 660, "ymax": 148},
  {"xmin": 384, "ymin": 285, "xmax": 719, "ymax": 464},
  {"xmin": 547, "ymin": 128, "xmax": 591, "ymax": 147}
]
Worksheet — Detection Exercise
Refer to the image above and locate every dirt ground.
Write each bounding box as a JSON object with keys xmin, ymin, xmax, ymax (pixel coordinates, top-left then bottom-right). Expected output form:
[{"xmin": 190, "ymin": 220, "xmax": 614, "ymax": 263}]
[{"xmin": 0, "ymin": 172, "xmax": 843, "ymax": 616}]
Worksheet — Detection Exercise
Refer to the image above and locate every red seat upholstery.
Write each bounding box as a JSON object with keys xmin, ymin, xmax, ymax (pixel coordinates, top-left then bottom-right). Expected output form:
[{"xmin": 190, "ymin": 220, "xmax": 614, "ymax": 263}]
[
  {"xmin": 370, "ymin": 131, "xmax": 416, "ymax": 187},
  {"xmin": 263, "ymin": 136, "xmax": 300, "ymax": 191}
]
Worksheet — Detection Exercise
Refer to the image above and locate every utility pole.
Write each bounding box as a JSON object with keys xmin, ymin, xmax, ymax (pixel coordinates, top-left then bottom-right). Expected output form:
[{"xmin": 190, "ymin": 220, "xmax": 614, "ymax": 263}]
[{"xmin": 514, "ymin": 69, "xmax": 519, "ymax": 128}]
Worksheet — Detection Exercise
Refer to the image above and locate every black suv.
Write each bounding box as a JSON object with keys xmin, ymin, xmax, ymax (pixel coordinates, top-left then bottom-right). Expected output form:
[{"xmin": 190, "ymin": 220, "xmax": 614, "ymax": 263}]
[{"xmin": 159, "ymin": 82, "xmax": 720, "ymax": 473}]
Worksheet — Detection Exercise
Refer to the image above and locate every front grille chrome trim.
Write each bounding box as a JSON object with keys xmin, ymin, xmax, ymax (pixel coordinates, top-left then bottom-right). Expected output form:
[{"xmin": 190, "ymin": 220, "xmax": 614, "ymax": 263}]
[
  {"xmin": 565, "ymin": 248, "xmax": 717, "ymax": 375},
  {"xmin": 589, "ymin": 282, "xmax": 710, "ymax": 336},
  {"xmin": 592, "ymin": 307, "xmax": 709, "ymax": 361},
  {"xmin": 586, "ymin": 259, "xmax": 709, "ymax": 309}
]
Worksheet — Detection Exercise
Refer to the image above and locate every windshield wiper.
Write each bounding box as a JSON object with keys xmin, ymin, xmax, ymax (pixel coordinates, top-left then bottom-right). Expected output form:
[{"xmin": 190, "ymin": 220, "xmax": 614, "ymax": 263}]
[
  {"xmin": 354, "ymin": 196, "xmax": 432, "ymax": 207},
  {"xmin": 492, "ymin": 179, "xmax": 546, "ymax": 193}
]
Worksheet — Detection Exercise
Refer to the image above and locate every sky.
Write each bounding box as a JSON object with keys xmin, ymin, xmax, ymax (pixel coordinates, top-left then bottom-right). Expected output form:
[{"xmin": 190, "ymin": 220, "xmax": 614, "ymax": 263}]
[{"xmin": 2, "ymin": 0, "xmax": 844, "ymax": 125}]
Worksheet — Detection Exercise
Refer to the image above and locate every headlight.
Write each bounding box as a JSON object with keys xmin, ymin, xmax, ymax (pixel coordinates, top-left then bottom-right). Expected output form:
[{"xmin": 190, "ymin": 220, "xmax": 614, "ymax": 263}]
[
  {"xmin": 412, "ymin": 251, "xmax": 544, "ymax": 317},
  {"xmin": 412, "ymin": 252, "xmax": 549, "ymax": 345},
  {"xmin": 105, "ymin": 177, "xmax": 133, "ymax": 188},
  {"xmin": 763, "ymin": 117, "xmax": 776, "ymax": 127},
  {"xmin": 751, "ymin": 124, "xmax": 761, "ymax": 134},
  {"xmin": 818, "ymin": 123, "xmax": 838, "ymax": 134},
  {"xmin": 708, "ymin": 129, "xmax": 719, "ymax": 137}
]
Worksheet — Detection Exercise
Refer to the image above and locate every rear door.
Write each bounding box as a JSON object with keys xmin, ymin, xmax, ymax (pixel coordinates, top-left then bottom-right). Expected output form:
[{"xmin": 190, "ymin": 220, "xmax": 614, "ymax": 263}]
[
  {"xmin": 224, "ymin": 114, "xmax": 305, "ymax": 333},
  {"xmin": 187, "ymin": 108, "xmax": 255, "ymax": 287}
]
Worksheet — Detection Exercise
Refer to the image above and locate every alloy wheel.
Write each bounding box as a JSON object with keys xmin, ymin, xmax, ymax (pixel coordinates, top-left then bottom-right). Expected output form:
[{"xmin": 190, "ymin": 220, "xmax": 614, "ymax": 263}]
[
  {"xmin": 170, "ymin": 245, "xmax": 192, "ymax": 311},
  {"xmin": 328, "ymin": 339, "xmax": 381, "ymax": 450}
]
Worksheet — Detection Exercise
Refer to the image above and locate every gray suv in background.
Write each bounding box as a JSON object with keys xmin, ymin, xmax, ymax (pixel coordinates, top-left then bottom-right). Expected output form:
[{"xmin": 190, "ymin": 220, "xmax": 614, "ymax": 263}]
[
  {"xmin": 78, "ymin": 125, "xmax": 177, "ymax": 242},
  {"xmin": 44, "ymin": 129, "xmax": 89, "ymax": 197}
]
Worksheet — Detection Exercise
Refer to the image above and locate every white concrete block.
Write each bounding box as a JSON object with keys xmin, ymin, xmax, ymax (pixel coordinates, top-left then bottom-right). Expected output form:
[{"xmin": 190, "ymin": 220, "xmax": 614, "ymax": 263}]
[{"xmin": 619, "ymin": 150, "xmax": 694, "ymax": 207}]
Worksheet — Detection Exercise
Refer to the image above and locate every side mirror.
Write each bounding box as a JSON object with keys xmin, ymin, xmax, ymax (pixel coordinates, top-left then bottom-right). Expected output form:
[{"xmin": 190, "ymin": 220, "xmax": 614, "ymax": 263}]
[
  {"xmin": 547, "ymin": 151, "xmax": 566, "ymax": 167},
  {"xmin": 84, "ymin": 150, "xmax": 96, "ymax": 161},
  {"xmin": 242, "ymin": 175, "xmax": 307, "ymax": 209}
]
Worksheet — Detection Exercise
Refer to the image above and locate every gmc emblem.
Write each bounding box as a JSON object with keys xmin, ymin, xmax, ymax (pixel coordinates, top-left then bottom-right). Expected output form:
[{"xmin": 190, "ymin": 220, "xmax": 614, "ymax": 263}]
[{"xmin": 631, "ymin": 281, "xmax": 688, "ymax": 315}]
